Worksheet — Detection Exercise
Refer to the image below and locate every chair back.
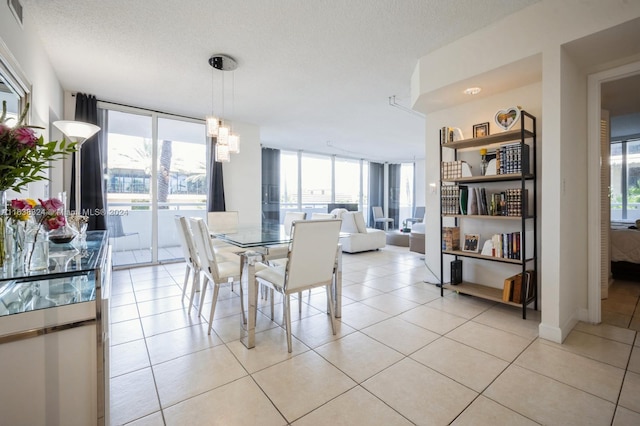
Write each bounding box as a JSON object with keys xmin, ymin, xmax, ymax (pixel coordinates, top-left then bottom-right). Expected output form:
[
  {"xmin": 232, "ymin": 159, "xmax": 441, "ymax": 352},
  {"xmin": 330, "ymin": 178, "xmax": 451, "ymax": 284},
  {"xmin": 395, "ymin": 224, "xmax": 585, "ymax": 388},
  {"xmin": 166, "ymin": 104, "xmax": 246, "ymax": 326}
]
[
  {"xmin": 283, "ymin": 211, "xmax": 306, "ymax": 236},
  {"xmin": 108, "ymin": 215, "xmax": 126, "ymax": 238},
  {"xmin": 190, "ymin": 217, "xmax": 221, "ymax": 281},
  {"xmin": 413, "ymin": 206, "xmax": 425, "ymax": 219},
  {"xmin": 174, "ymin": 215, "xmax": 198, "ymax": 267},
  {"xmin": 372, "ymin": 206, "xmax": 384, "ymax": 220},
  {"xmin": 207, "ymin": 211, "xmax": 239, "ymax": 233},
  {"xmin": 284, "ymin": 219, "xmax": 341, "ymax": 292},
  {"xmin": 310, "ymin": 212, "xmax": 334, "ymax": 220}
]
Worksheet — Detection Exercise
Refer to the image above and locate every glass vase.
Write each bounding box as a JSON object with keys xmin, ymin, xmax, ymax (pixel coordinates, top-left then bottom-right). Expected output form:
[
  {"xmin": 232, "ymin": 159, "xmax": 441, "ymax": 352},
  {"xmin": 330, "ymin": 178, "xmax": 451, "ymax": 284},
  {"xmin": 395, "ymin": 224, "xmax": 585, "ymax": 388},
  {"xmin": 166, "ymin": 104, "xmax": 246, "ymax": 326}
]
[
  {"xmin": 0, "ymin": 190, "xmax": 7, "ymax": 270},
  {"xmin": 25, "ymin": 223, "xmax": 49, "ymax": 272}
]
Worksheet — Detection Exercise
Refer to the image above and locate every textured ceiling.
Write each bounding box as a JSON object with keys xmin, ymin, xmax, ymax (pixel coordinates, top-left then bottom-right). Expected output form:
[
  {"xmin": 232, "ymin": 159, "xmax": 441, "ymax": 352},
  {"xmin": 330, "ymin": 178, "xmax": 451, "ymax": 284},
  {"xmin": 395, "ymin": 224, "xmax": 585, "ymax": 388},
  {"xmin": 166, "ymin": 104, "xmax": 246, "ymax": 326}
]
[{"xmin": 22, "ymin": 0, "xmax": 537, "ymax": 162}]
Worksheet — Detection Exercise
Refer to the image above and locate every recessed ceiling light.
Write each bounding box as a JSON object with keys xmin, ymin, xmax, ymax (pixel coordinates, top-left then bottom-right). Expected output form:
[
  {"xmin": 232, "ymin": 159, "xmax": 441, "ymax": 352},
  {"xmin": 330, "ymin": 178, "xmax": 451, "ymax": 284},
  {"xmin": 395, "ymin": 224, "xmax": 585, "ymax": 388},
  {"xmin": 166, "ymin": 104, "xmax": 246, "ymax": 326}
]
[{"xmin": 463, "ymin": 87, "xmax": 482, "ymax": 95}]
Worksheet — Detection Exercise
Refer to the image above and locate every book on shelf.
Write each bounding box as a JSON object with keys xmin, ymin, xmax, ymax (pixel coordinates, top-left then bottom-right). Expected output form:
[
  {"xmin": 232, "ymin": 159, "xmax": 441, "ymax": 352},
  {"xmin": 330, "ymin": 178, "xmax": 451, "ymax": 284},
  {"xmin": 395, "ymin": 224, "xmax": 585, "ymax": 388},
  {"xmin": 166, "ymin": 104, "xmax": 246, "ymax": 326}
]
[
  {"xmin": 497, "ymin": 142, "xmax": 530, "ymax": 175},
  {"xmin": 487, "ymin": 230, "xmax": 534, "ymax": 260},
  {"xmin": 442, "ymin": 227, "xmax": 460, "ymax": 250},
  {"xmin": 459, "ymin": 185, "xmax": 468, "ymax": 215},
  {"xmin": 440, "ymin": 185, "xmax": 460, "ymax": 215}
]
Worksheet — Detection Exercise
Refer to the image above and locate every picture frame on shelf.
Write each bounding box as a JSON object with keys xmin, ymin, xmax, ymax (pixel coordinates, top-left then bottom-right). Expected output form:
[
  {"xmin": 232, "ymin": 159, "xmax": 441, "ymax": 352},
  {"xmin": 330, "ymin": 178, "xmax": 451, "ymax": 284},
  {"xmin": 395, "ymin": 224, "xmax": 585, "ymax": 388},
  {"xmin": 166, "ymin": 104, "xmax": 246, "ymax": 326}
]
[
  {"xmin": 462, "ymin": 233, "xmax": 480, "ymax": 252},
  {"xmin": 473, "ymin": 122, "xmax": 490, "ymax": 138}
]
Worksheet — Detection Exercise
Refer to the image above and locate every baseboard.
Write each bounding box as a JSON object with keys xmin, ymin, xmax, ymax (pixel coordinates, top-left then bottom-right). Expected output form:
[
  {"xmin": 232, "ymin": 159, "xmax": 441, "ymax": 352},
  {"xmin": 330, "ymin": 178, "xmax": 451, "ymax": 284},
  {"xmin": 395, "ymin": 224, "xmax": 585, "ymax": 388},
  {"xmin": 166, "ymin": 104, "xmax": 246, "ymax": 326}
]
[{"xmin": 539, "ymin": 310, "xmax": 580, "ymax": 343}]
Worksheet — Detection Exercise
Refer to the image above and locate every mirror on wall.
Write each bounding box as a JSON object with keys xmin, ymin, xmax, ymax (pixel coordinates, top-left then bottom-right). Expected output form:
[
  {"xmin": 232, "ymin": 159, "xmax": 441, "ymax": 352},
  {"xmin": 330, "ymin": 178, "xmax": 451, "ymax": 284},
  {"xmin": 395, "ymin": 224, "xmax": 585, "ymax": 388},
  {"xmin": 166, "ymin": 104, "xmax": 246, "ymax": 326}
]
[{"xmin": 0, "ymin": 38, "xmax": 30, "ymax": 124}]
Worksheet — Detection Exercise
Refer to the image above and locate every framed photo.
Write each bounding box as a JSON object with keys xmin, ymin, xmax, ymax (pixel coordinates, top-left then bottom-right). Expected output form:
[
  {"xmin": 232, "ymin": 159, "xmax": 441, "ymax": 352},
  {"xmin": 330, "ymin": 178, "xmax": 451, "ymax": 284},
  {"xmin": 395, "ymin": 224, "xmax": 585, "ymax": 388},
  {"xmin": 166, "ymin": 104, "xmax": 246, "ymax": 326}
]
[
  {"xmin": 473, "ymin": 122, "xmax": 490, "ymax": 138},
  {"xmin": 463, "ymin": 233, "xmax": 480, "ymax": 252}
]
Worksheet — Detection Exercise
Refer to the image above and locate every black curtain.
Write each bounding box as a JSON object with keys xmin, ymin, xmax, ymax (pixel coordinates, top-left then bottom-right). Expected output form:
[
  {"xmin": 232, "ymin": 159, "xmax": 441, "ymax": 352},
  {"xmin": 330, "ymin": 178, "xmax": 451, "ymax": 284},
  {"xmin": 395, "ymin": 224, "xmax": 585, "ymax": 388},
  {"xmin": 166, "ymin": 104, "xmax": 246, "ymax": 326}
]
[
  {"xmin": 388, "ymin": 163, "xmax": 401, "ymax": 229},
  {"xmin": 261, "ymin": 148, "xmax": 280, "ymax": 226},
  {"xmin": 71, "ymin": 93, "xmax": 106, "ymax": 230},
  {"xmin": 368, "ymin": 162, "xmax": 384, "ymax": 226},
  {"xmin": 207, "ymin": 139, "xmax": 226, "ymax": 212}
]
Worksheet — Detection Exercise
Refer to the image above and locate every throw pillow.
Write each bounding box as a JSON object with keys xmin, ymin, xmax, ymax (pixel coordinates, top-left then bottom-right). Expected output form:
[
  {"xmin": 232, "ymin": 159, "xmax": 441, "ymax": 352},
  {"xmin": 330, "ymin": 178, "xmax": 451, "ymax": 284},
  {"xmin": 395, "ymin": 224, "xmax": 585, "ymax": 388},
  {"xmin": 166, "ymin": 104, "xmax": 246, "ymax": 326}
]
[
  {"xmin": 330, "ymin": 208, "xmax": 348, "ymax": 219},
  {"xmin": 353, "ymin": 211, "xmax": 367, "ymax": 233}
]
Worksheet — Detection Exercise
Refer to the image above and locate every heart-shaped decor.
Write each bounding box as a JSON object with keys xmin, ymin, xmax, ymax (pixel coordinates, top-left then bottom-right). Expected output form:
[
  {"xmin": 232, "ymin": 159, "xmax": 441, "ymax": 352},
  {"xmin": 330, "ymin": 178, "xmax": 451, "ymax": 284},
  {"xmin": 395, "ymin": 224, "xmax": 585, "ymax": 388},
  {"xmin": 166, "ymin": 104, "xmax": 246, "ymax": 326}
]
[{"xmin": 494, "ymin": 107, "xmax": 521, "ymax": 131}]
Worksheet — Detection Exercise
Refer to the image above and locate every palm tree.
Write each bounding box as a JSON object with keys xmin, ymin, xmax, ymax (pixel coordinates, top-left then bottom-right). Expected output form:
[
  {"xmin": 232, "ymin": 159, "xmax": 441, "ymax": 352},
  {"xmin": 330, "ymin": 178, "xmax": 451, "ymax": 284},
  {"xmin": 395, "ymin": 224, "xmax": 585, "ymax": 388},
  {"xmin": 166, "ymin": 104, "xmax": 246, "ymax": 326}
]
[{"xmin": 158, "ymin": 139, "xmax": 172, "ymax": 207}]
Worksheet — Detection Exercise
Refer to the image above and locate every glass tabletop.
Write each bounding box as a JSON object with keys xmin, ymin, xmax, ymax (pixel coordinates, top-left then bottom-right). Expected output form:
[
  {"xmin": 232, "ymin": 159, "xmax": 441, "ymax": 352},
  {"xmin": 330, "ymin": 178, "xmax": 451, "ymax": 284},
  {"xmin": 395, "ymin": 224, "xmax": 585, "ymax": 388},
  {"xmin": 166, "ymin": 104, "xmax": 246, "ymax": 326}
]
[{"xmin": 213, "ymin": 224, "xmax": 291, "ymax": 248}]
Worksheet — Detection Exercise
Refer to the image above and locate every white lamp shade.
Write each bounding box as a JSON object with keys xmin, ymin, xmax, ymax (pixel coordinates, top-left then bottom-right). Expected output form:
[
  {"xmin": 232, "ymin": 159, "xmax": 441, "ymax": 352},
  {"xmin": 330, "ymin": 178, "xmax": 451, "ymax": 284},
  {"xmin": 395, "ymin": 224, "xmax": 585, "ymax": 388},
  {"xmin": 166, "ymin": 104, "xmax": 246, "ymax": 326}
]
[
  {"xmin": 215, "ymin": 143, "xmax": 230, "ymax": 162},
  {"xmin": 206, "ymin": 116, "xmax": 219, "ymax": 137},
  {"xmin": 53, "ymin": 120, "xmax": 100, "ymax": 144},
  {"xmin": 217, "ymin": 125, "xmax": 230, "ymax": 146},
  {"xmin": 228, "ymin": 134, "xmax": 240, "ymax": 154}
]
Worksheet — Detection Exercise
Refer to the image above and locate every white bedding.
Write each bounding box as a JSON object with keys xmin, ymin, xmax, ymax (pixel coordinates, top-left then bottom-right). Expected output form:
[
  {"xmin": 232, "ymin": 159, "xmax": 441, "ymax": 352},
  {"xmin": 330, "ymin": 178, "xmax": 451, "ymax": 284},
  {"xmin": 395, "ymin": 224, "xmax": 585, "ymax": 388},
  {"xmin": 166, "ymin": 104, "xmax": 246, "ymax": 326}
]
[{"xmin": 611, "ymin": 228, "xmax": 640, "ymax": 263}]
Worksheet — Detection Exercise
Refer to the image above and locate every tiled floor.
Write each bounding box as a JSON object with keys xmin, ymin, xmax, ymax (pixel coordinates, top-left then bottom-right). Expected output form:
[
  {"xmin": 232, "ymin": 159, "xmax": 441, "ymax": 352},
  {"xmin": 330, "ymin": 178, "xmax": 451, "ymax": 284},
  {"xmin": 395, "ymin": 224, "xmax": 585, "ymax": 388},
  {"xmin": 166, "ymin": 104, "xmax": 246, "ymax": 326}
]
[
  {"xmin": 602, "ymin": 278, "xmax": 640, "ymax": 331},
  {"xmin": 109, "ymin": 246, "xmax": 640, "ymax": 425}
]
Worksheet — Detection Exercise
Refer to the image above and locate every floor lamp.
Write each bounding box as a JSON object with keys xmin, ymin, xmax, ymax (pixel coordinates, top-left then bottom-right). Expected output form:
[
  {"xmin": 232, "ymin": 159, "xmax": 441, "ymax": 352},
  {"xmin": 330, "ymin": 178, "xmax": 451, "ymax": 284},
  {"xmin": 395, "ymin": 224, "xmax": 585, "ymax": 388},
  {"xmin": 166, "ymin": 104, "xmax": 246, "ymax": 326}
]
[{"xmin": 53, "ymin": 120, "xmax": 101, "ymax": 213}]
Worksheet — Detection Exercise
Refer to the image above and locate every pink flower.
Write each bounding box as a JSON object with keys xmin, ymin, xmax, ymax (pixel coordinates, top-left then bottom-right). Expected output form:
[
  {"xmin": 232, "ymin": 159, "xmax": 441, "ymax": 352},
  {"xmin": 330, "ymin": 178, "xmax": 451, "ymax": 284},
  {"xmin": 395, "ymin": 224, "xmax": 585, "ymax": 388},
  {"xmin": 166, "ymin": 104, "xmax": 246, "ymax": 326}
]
[
  {"xmin": 45, "ymin": 215, "xmax": 66, "ymax": 231},
  {"xmin": 11, "ymin": 199, "xmax": 33, "ymax": 210},
  {"xmin": 39, "ymin": 198, "xmax": 63, "ymax": 211},
  {"xmin": 14, "ymin": 127, "xmax": 37, "ymax": 148}
]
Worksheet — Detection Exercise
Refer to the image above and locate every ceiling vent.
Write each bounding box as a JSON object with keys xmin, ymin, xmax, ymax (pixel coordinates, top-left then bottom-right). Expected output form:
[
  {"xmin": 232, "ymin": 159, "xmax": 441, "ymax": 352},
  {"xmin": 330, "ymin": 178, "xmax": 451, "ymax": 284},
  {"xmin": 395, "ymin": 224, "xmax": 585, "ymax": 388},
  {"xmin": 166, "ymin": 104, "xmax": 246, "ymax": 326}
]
[{"xmin": 8, "ymin": 0, "xmax": 24, "ymax": 28}]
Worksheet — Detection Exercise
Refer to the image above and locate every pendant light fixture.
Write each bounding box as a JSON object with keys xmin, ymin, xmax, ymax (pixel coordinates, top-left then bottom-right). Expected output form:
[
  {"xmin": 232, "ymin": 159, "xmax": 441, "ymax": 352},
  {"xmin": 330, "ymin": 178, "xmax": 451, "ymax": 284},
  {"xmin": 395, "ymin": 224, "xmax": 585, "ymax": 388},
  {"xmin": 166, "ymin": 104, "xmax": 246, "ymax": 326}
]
[{"xmin": 207, "ymin": 54, "xmax": 240, "ymax": 162}]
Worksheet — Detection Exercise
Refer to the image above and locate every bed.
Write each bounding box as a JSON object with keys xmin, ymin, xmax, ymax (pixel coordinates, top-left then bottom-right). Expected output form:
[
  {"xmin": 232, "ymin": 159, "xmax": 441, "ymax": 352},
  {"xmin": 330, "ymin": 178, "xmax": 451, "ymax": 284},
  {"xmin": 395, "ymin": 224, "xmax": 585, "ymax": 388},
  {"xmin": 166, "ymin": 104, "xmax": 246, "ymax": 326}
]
[{"xmin": 610, "ymin": 225, "xmax": 640, "ymax": 281}]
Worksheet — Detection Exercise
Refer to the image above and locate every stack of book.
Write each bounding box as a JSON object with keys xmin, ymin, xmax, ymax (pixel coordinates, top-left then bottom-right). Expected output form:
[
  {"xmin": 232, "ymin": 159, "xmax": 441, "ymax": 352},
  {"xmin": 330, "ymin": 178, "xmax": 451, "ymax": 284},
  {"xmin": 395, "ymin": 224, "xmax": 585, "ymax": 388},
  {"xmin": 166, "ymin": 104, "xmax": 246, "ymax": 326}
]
[
  {"xmin": 490, "ymin": 232, "xmax": 526, "ymax": 259},
  {"xmin": 496, "ymin": 142, "xmax": 530, "ymax": 175},
  {"xmin": 442, "ymin": 227, "xmax": 460, "ymax": 250},
  {"xmin": 505, "ymin": 188, "xmax": 528, "ymax": 217},
  {"xmin": 441, "ymin": 161, "xmax": 463, "ymax": 180},
  {"xmin": 440, "ymin": 185, "xmax": 460, "ymax": 214},
  {"xmin": 440, "ymin": 127, "xmax": 455, "ymax": 144},
  {"xmin": 502, "ymin": 270, "xmax": 536, "ymax": 303}
]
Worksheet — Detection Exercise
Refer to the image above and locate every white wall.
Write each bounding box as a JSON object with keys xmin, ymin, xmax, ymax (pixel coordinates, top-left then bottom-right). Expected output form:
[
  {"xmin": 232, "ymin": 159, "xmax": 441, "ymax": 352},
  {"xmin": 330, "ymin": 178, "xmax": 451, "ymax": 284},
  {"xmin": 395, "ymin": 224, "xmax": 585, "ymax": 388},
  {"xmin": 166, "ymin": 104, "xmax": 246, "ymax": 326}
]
[
  {"xmin": 222, "ymin": 121, "xmax": 262, "ymax": 225},
  {"xmin": 0, "ymin": 2, "xmax": 65, "ymax": 199},
  {"xmin": 412, "ymin": 0, "xmax": 640, "ymax": 342}
]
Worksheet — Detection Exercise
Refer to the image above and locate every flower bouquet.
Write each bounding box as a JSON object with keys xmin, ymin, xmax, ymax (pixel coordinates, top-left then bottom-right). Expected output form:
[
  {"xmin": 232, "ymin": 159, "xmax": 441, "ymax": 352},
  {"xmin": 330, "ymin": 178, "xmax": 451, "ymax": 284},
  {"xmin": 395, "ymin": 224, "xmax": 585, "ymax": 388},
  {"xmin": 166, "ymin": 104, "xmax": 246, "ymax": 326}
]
[{"xmin": 0, "ymin": 101, "xmax": 76, "ymax": 269}]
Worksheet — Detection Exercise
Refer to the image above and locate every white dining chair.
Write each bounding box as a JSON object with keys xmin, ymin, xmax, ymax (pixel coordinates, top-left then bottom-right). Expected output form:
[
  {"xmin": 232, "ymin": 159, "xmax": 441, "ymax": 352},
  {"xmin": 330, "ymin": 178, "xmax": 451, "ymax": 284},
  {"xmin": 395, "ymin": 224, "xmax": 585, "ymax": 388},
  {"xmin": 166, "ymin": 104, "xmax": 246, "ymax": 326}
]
[
  {"xmin": 189, "ymin": 217, "xmax": 245, "ymax": 332},
  {"xmin": 174, "ymin": 215, "xmax": 202, "ymax": 313},
  {"xmin": 207, "ymin": 210, "xmax": 242, "ymax": 287},
  {"xmin": 372, "ymin": 206, "xmax": 394, "ymax": 231},
  {"xmin": 254, "ymin": 219, "xmax": 342, "ymax": 352}
]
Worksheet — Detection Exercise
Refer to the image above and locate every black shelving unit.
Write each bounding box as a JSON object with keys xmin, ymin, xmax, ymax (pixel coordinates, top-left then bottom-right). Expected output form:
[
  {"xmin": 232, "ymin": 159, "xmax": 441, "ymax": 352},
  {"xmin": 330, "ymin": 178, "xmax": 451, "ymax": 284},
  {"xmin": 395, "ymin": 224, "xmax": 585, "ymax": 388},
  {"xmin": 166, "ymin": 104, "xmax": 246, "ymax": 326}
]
[{"xmin": 439, "ymin": 111, "xmax": 538, "ymax": 319}]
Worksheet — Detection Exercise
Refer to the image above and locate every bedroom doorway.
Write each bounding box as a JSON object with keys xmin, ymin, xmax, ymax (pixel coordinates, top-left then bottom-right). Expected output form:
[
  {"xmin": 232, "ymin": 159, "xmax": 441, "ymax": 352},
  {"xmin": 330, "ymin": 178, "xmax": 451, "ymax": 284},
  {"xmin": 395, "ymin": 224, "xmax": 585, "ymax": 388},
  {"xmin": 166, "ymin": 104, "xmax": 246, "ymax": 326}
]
[{"xmin": 588, "ymin": 60, "xmax": 640, "ymax": 326}]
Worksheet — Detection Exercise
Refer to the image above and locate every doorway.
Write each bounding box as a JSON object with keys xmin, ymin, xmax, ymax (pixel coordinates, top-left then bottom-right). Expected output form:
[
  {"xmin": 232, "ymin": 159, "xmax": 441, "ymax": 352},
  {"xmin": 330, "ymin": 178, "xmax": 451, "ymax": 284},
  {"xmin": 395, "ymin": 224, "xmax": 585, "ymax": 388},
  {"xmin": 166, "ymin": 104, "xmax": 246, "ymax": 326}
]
[{"xmin": 588, "ymin": 61, "xmax": 640, "ymax": 325}]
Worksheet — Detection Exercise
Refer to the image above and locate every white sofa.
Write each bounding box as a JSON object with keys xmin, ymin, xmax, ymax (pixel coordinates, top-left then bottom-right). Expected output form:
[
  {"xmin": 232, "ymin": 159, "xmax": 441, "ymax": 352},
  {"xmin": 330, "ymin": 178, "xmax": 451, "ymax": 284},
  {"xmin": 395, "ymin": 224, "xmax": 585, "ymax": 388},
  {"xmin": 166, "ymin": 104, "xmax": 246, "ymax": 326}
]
[{"xmin": 330, "ymin": 209, "xmax": 386, "ymax": 253}]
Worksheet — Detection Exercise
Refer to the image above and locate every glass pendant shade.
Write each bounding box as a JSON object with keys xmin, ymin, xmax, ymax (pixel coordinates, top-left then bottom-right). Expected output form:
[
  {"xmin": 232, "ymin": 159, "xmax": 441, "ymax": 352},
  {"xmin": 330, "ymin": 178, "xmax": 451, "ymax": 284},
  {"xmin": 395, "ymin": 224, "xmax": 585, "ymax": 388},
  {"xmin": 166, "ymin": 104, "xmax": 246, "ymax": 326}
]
[
  {"xmin": 228, "ymin": 134, "xmax": 240, "ymax": 154},
  {"xmin": 215, "ymin": 143, "xmax": 230, "ymax": 162},
  {"xmin": 217, "ymin": 125, "xmax": 230, "ymax": 146},
  {"xmin": 206, "ymin": 116, "xmax": 219, "ymax": 137}
]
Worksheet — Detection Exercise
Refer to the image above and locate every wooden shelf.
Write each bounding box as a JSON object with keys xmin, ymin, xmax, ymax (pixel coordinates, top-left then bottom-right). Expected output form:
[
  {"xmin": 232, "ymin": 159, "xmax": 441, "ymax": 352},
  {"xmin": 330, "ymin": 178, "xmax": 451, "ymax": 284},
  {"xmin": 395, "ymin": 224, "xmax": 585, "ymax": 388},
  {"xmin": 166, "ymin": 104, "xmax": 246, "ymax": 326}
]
[
  {"xmin": 442, "ymin": 250, "xmax": 534, "ymax": 264},
  {"xmin": 441, "ymin": 129, "xmax": 534, "ymax": 150},
  {"xmin": 442, "ymin": 173, "xmax": 534, "ymax": 184},
  {"xmin": 442, "ymin": 214, "xmax": 533, "ymax": 220},
  {"xmin": 443, "ymin": 281, "xmax": 535, "ymax": 308}
]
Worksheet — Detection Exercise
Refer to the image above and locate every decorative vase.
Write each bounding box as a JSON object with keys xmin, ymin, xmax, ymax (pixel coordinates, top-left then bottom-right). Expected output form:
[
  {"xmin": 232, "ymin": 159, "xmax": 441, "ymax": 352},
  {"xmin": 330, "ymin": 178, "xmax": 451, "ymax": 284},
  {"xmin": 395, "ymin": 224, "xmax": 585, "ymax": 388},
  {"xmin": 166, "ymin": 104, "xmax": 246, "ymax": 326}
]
[
  {"xmin": 25, "ymin": 222, "xmax": 49, "ymax": 272},
  {"xmin": 10, "ymin": 219, "xmax": 27, "ymax": 263}
]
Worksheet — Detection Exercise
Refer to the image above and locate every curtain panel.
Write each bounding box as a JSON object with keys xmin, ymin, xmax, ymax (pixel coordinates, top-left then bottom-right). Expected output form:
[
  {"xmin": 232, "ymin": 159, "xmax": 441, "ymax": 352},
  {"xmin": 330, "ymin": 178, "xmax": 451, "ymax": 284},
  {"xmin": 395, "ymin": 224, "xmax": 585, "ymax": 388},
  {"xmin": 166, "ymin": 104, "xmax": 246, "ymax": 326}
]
[
  {"xmin": 388, "ymin": 163, "xmax": 401, "ymax": 228},
  {"xmin": 261, "ymin": 148, "xmax": 280, "ymax": 226},
  {"xmin": 207, "ymin": 139, "xmax": 226, "ymax": 212},
  {"xmin": 368, "ymin": 162, "xmax": 384, "ymax": 226},
  {"xmin": 72, "ymin": 93, "xmax": 107, "ymax": 230}
]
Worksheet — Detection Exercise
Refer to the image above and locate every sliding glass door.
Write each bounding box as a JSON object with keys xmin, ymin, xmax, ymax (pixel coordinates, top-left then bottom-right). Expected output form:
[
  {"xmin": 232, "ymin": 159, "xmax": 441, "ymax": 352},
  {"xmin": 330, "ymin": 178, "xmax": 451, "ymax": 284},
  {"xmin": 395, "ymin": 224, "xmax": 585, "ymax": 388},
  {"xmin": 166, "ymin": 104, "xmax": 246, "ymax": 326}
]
[{"xmin": 104, "ymin": 107, "xmax": 207, "ymax": 267}]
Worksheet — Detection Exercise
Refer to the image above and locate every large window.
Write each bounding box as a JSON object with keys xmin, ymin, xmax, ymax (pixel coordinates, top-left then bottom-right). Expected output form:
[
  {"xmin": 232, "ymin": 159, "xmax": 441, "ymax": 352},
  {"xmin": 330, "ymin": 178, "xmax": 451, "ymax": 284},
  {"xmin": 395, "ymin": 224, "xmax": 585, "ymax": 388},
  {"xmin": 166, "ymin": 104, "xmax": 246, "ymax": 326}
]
[
  {"xmin": 104, "ymin": 108, "xmax": 207, "ymax": 267},
  {"xmin": 611, "ymin": 138, "xmax": 640, "ymax": 221}
]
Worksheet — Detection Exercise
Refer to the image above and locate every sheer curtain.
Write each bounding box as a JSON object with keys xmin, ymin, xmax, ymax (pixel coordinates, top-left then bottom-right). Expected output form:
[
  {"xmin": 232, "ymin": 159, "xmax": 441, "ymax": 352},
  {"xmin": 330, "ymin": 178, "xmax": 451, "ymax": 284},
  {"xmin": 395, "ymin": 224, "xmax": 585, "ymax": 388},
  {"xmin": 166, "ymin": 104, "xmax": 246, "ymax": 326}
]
[
  {"xmin": 388, "ymin": 163, "xmax": 401, "ymax": 229},
  {"xmin": 71, "ymin": 93, "xmax": 106, "ymax": 230},
  {"xmin": 261, "ymin": 147, "xmax": 280, "ymax": 226},
  {"xmin": 368, "ymin": 162, "xmax": 384, "ymax": 226}
]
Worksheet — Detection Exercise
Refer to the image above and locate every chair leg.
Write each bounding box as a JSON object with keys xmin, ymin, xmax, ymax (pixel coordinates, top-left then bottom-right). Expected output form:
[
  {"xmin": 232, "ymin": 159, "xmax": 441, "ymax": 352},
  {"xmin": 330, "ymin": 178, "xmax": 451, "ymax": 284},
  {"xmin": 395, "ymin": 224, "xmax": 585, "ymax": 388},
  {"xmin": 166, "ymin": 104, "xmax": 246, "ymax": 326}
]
[
  {"xmin": 284, "ymin": 294, "xmax": 293, "ymax": 353},
  {"xmin": 188, "ymin": 270, "xmax": 200, "ymax": 313},
  {"xmin": 198, "ymin": 276, "xmax": 209, "ymax": 315},
  {"xmin": 270, "ymin": 288, "xmax": 275, "ymax": 321},
  {"xmin": 325, "ymin": 284, "xmax": 337, "ymax": 335},
  {"xmin": 298, "ymin": 291, "xmax": 302, "ymax": 313},
  {"xmin": 181, "ymin": 265, "xmax": 190, "ymax": 300},
  {"xmin": 207, "ymin": 283, "xmax": 220, "ymax": 335}
]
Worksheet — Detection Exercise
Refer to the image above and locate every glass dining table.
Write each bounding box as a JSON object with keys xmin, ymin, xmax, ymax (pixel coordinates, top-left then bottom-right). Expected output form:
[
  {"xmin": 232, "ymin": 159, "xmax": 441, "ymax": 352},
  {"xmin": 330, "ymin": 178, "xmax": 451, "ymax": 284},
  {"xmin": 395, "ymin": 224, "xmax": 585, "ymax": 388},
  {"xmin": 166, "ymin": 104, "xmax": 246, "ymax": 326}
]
[{"xmin": 212, "ymin": 224, "xmax": 343, "ymax": 349}]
